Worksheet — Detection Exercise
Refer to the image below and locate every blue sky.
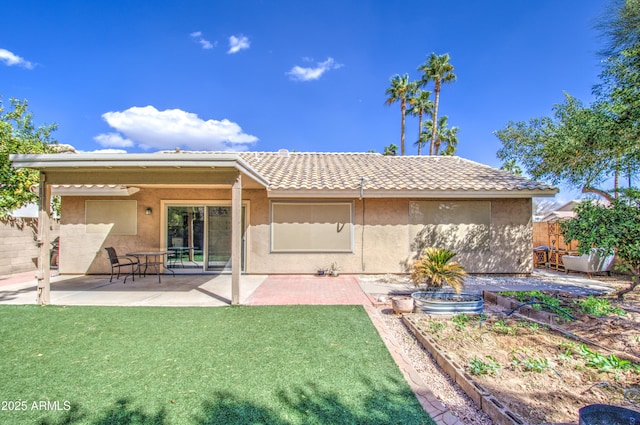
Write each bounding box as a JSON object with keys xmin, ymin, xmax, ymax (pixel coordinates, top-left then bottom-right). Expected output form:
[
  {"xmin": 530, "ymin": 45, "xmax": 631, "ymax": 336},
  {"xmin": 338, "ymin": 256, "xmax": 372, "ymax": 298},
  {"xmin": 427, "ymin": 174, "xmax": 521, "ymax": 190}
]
[{"xmin": 2, "ymin": 1, "xmax": 608, "ymax": 200}]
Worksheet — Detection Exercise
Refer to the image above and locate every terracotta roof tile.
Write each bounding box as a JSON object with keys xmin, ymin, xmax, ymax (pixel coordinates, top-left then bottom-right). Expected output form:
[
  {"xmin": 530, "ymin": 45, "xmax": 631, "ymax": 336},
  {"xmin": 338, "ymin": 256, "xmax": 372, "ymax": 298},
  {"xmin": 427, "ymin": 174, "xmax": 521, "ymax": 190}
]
[{"xmin": 237, "ymin": 152, "xmax": 557, "ymax": 194}]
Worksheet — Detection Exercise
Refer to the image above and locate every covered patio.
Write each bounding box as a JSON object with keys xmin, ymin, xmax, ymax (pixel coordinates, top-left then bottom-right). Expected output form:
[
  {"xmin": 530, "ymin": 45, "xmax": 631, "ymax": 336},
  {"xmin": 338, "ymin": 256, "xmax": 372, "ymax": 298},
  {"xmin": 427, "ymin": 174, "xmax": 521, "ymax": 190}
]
[{"xmin": 0, "ymin": 273, "xmax": 374, "ymax": 307}]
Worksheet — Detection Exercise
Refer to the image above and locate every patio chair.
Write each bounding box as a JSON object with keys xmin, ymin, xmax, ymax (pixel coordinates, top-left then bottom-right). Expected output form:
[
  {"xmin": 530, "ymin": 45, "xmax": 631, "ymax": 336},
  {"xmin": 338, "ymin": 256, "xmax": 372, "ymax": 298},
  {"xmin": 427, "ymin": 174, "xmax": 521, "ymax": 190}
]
[{"xmin": 105, "ymin": 247, "xmax": 139, "ymax": 282}]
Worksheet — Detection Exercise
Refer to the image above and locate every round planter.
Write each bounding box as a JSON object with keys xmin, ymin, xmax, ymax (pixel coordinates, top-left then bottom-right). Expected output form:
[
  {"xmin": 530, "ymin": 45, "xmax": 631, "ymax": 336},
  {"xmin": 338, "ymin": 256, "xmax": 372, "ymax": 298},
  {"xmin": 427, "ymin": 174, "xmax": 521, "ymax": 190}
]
[
  {"xmin": 411, "ymin": 291, "xmax": 483, "ymax": 315},
  {"xmin": 391, "ymin": 297, "xmax": 414, "ymax": 314},
  {"xmin": 579, "ymin": 404, "xmax": 640, "ymax": 425}
]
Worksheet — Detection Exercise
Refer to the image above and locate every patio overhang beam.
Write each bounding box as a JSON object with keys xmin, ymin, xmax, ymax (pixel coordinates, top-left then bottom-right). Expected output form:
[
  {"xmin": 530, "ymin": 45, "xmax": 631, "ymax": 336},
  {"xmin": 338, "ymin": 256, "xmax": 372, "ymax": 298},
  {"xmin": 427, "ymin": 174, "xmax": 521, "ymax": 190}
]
[{"xmin": 42, "ymin": 169, "xmax": 243, "ymax": 186}]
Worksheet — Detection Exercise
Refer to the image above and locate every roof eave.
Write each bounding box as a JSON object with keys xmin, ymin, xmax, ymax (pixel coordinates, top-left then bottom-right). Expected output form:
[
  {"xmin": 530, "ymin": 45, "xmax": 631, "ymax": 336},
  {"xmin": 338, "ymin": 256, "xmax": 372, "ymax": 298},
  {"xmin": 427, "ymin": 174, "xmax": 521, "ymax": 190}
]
[
  {"xmin": 267, "ymin": 188, "xmax": 559, "ymax": 199},
  {"xmin": 9, "ymin": 153, "xmax": 271, "ymax": 188}
]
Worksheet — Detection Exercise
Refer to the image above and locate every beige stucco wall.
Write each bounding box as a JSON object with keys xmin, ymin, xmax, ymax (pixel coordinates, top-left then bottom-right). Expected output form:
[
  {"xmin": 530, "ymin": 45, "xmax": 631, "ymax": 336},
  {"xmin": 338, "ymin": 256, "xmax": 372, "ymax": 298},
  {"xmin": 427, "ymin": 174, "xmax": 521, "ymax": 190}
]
[{"xmin": 59, "ymin": 186, "xmax": 533, "ymax": 275}]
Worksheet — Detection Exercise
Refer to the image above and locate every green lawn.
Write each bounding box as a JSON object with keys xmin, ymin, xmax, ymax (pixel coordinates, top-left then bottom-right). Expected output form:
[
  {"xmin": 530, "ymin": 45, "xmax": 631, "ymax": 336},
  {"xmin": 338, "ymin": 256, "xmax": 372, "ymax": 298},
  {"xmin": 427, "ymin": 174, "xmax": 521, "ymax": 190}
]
[{"xmin": 0, "ymin": 305, "xmax": 435, "ymax": 425}]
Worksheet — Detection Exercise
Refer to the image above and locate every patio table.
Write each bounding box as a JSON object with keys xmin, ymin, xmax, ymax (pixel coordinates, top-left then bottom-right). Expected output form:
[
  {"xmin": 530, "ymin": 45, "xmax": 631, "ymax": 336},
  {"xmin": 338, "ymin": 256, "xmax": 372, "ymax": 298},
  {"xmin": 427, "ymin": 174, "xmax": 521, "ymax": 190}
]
[
  {"xmin": 125, "ymin": 251, "xmax": 175, "ymax": 283},
  {"xmin": 168, "ymin": 246, "xmax": 197, "ymax": 268}
]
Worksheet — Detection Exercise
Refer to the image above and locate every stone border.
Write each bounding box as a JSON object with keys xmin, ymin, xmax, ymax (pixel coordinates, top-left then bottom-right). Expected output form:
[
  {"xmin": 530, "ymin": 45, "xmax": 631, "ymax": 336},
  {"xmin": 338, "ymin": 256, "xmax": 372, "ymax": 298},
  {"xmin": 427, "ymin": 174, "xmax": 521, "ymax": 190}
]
[
  {"xmin": 363, "ymin": 305, "xmax": 465, "ymax": 425},
  {"xmin": 402, "ymin": 314, "xmax": 527, "ymax": 425}
]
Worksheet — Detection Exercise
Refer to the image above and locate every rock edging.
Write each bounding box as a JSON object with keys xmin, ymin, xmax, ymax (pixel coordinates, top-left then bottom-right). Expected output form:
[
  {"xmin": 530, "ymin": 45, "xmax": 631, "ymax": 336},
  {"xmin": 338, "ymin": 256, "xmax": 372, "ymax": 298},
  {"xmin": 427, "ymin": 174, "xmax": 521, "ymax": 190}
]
[{"xmin": 402, "ymin": 314, "xmax": 526, "ymax": 425}]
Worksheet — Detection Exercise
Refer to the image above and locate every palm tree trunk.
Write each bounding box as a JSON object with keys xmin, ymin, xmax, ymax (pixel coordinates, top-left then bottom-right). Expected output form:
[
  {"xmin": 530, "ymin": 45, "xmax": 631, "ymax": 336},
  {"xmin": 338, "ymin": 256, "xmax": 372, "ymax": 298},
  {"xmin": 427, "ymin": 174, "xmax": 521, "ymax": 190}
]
[
  {"xmin": 430, "ymin": 84, "xmax": 441, "ymax": 156},
  {"xmin": 417, "ymin": 111, "xmax": 423, "ymax": 155},
  {"xmin": 400, "ymin": 99, "xmax": 406, "ymax": 156}
]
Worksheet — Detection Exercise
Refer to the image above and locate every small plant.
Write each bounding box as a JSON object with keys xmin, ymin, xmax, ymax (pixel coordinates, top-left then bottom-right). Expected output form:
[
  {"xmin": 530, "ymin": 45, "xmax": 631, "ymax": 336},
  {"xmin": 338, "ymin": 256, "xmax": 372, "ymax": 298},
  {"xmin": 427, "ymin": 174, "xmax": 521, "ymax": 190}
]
[
  {"xmin": 517, "ymin": 321, "xmax": 544, "ymax": 331},
  {"xmin": 578, "ymin": 344, "xmax": 638, "ymax": 372},
  {"xmin": 577, "ymin": 296, "xmax": 626, "ymax": 317},
  {"xmin": 492, "ymin": 320, "xmax": 516, "ymax": 336},
  {"xmin": 451, "ymin": 314, "xmax": 471, "ymax": 329},
  {"xmin": 523, "ymin": 357, "xmax": 549, "ymax": 373},
  {"xmin": 410, "ymin": 247, "xmax": 467, "ymax": 294},
  {"xmin": 467, "ymin": 356, "xmax": 501, "ymax": 376},
  {"xmin": 498, "ymin": 290, "xmax": 574, "ymax": 319},
  {"xmin": 511, "ymin": 354, "xmax": 549, "ymax": 372},
  {"xmin": 429, "ymin": 321, "xmax": 445, "ymax": 333},
  {"xmin": 557, "ymin": 349, "xmax": 573, "ymax": 364},
  {"xmin": 328, "ymin": 261, "xmax": 340, "ymax": 276}
]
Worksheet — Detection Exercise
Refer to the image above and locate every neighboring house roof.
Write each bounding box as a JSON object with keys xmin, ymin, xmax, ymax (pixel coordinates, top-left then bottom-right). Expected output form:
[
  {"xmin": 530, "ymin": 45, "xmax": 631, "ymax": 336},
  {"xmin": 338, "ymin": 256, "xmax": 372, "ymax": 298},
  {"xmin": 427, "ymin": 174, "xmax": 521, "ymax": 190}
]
[
  {"xmin": 10, "ymin": 151, "xmax": 558, "ymax": 199},
  {"xmin": 541, "ymin": 210, "xmax": 576, "ymax": 222}
]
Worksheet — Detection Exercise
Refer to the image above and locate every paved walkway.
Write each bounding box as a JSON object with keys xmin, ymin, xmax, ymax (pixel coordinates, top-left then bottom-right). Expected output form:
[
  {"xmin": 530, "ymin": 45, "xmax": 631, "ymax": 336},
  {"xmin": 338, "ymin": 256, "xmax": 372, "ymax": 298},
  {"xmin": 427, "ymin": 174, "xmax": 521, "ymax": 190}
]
[
  {"xmin": 0, "ymin": 269, "xmax": 617, "ymax": 425},
  {"xmin": 245, "ymin": 274, "xmax": 371, "ymax": 305}
]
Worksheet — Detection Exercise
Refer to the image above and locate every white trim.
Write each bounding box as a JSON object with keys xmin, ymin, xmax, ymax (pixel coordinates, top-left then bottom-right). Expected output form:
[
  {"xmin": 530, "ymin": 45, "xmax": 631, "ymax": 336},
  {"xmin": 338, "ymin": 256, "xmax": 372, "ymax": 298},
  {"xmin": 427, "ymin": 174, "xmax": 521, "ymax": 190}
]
[
  {"xmin": 52, "ymin": 184, "xmax": 140, "ymax": 196},
  {"xmin": 10, "ymin": 153, "xmax": 270, "ymax": 188}
]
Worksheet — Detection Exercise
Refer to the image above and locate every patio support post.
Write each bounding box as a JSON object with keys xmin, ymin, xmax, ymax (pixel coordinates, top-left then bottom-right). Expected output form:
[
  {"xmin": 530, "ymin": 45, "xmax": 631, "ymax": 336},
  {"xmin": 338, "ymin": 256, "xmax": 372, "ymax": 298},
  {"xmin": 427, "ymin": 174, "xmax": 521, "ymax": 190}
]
[
  {"xmin": 36, "ymin": 172, "xmax": 51, "ymax": 305},
  {"xmin": 231, "ymin": 172, "xmax": 242, "ymax": 305}
]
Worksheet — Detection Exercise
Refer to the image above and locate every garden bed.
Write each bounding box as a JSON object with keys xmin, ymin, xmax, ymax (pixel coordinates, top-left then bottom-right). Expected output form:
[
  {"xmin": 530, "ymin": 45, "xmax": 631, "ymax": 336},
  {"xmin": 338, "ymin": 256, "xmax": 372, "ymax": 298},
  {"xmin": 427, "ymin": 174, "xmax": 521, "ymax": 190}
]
[{"xmin": 403, "ymin": 311, "xmax": 640, "ymax": 424}]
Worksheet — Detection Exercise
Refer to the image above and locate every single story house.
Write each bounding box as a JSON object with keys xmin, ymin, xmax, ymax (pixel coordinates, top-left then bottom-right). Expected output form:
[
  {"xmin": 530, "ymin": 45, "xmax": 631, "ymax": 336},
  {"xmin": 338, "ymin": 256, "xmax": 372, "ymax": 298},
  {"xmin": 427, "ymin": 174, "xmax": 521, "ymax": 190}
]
[{"xmin": 10, "ymin": 150, "xmax": 558, "ymax": 304}]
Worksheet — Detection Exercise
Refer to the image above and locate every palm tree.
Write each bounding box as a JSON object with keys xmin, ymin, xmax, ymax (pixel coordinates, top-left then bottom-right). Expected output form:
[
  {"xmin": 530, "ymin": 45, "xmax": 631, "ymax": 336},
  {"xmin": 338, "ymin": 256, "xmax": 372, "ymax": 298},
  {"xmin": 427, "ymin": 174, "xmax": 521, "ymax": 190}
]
[
  {"xmin": 410, "ymin": 247, "xmax": 467, "ymax": 294},
  {"xmin": 383, "ymin": 143, "xmax": 398, "ymax": 156},
  {"xmin": 438, "ymin": 118, "xmax": 459, "ymax": 156},
  {"xmin": 408, "ymin": 89, "xmax": 433, "ymax": 155},
  {"xmin": 423, "ymin": 116, "xmax": 459, "ymax": 156},
  {"xmin": 418, "ymin": 53, "xmax": 456, "ymax": 155},
  {"xmin": 440, "ymin": 124, "xmax": 459, "ymax": 156},
  {"xmin": 384, "ymin": 74, "xmax": 415, "ymax": 156}
]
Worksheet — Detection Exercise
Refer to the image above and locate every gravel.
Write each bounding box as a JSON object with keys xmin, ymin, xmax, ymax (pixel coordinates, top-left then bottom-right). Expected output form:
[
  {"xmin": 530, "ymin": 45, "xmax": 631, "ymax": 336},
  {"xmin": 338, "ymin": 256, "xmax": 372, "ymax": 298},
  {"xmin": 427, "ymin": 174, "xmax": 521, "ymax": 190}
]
[{"xmin": 377, "ymin": 309, "xmax": 494, "ymax": 424}]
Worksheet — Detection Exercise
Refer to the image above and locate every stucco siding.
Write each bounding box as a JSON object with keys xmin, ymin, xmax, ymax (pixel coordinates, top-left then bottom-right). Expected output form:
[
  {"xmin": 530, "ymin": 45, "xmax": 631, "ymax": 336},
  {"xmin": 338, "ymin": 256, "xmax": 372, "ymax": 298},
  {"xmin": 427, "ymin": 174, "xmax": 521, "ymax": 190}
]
[{"xmin": 58, "ymin": 188, "xmax": 533, "ymax": 275}]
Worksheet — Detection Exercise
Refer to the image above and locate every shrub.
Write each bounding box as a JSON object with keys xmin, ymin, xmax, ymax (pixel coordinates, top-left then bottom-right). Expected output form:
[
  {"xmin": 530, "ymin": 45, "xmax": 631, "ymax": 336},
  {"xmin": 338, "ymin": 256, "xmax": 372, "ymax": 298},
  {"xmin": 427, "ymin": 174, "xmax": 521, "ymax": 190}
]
[{"xmin": 410, "ymin": 247, "xmax": 467, "ymax": 294}]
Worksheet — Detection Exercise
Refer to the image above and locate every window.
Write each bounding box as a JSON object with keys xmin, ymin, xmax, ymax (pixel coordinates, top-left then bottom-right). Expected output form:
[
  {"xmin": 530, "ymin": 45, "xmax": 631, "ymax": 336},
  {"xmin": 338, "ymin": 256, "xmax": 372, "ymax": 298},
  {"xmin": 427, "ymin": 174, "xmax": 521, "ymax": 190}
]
[
  {"xmin": 85, "ymin": 200, "xmax": 137, "ymax": 235},
  {"xmin": 409, "ymin": 201, "xmax": 491, "ymax": 253},
  {"xmin": 271, "ymin": 202, "xmax": 353, "ymax": 252}
]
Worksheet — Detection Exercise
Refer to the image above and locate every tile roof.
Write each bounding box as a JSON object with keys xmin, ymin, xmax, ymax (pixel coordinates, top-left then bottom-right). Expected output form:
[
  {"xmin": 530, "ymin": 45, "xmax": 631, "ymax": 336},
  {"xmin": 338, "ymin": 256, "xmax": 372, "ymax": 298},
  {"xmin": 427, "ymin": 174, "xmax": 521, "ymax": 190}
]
[{"xmin": 237, "ymin": 152, "xmax": 557, "ymax": 195}]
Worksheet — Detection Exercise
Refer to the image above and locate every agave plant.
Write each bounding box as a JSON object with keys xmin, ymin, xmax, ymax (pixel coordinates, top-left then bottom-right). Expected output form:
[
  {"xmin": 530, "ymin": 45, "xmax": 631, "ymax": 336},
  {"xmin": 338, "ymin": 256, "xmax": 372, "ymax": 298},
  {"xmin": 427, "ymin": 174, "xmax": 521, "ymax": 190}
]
[{"xmin": 410, "ymin": 247, "xmax": 467, "ymax": 294}]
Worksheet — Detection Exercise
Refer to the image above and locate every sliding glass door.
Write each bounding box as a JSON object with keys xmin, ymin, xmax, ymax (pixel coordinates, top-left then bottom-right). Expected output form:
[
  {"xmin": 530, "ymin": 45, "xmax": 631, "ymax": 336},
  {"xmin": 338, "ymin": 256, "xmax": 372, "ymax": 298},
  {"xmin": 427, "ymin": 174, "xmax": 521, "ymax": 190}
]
[{"xmin": 165, "ymin": 204, "xmax": 245, "ymax": 272}]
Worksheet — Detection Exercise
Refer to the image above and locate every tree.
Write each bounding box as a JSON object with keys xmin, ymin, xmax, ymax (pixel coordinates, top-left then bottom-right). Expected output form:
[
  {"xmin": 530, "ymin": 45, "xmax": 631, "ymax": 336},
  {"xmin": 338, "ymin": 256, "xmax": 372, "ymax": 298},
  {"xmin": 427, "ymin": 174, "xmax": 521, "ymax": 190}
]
[
  {"xmin": 496, "ymin": 1, "xmax": 640, "ymax": 200},
  {"xmin": 384, "ymin": 74, "xmax": 415, "ymax": 156},
  {"xmin": 438, "ymin": 118, "xmax": 459, "ymax": 156},
  {"xmin": 422, "ymin": 116, "xmax": 459, "ymax": 156},
  {"xmin": 0, "ymin": 97, "xmax": 58, "ymax": 217},
  {"xmin": 407, "ymin": 89, "xmax": 433, "ymax": 155},
  {"xmin": 495, "ymin": 94, "xmax": 633, "ymax": 201},
  {"xmin": 500, "ymin": 159, "xmax": 523, "ymax": 175},
  {"xmin": 560, "ymin": 190, "xmax": 640, "ymax": 299},
  {"xmin": 382, "ymin": 143, "xmax": 398, "ymax": 156},
  {"xmin": 418, "ymin": 53, "xmax": 456, "ymax": 155},
  {"xmin": 594, "ymin": 0, "xmax": 640, "ymax": 191}
]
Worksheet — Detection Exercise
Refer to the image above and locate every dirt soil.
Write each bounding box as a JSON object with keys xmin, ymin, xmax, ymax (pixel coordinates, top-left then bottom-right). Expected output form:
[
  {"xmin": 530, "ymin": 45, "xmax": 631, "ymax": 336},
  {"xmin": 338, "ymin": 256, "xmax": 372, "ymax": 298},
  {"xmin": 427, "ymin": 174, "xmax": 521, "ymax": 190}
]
[{"xmin": 406, "ymin": 275, "xmax": 640, "ymax": 425}]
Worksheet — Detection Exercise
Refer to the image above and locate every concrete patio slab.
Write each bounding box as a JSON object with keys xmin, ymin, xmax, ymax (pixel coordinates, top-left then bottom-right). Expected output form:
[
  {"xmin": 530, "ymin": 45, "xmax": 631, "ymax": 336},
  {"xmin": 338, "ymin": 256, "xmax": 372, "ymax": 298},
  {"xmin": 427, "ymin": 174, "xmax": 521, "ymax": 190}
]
[{"xmin": 0, "ymin": 273, "xmax": 268, "ymax": 306}]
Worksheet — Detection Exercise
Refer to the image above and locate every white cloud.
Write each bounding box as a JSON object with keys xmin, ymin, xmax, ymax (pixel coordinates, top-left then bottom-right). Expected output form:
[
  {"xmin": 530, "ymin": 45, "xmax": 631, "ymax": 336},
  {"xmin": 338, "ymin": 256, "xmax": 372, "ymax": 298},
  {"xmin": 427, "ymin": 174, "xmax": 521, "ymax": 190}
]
[
  {"xmin": 94, "ymin": 132, "xmax": 134, "ymax": 148},
  {"xmin": 227, "ymin": 35, "xmax": 250, "ymax": 54},
  {"xmin": 286, "ymin": 57, "xmax": 342, "ymax": 81},
  {"xmin": 0, "ymin": 48, "xmax": 34, "ymax": 69},
  {"xmin": 190, "ymin": 31, "xmax": 214, "ymax": 49},
  {"xmin": 97, "ymin": 105, "xmax": 258, "ymax": 151}
]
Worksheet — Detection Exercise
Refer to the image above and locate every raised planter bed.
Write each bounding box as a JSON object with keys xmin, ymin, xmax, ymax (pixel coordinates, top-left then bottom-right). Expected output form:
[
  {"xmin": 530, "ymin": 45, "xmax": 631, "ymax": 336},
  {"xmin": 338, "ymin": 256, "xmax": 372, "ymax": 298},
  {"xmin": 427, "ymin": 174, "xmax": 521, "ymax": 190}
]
[{"xmin": 402, "ymin": 312, "xmax": 640, "ymax": 424}]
